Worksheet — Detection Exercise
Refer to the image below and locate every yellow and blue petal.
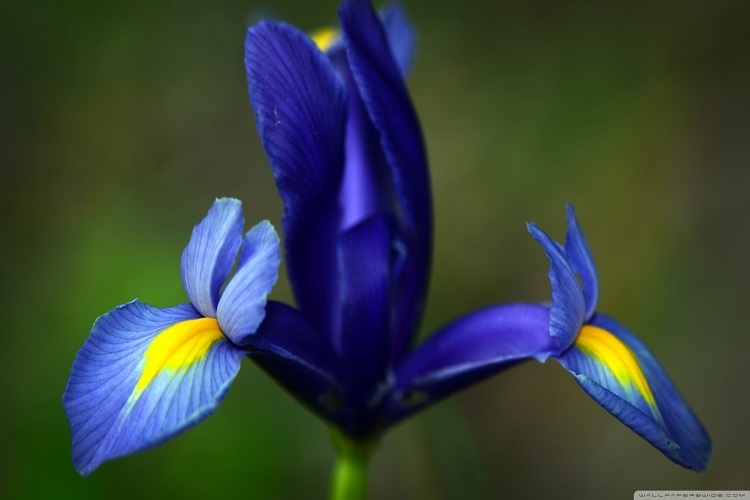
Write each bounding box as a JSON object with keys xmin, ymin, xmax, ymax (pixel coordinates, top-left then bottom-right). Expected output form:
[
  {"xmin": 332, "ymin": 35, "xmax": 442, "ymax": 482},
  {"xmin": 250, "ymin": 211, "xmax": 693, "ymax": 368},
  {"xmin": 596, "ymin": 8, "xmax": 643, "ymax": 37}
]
[
  {"xmin": 216, "ymin": 220, "xmax": 280, "ymax": 346},
  {"xmin": 563, "ymin": 204, "xmax": 599, "ymax": 321},
  {"xmin": 180, "ymin": 198, "xmax": 244, "ymax": 318},
  {"xmin": 63, "ymin": 300, "xmax": 245, "ymax": 476},
  {"xmin": 556, "ymin": 315, "xmax": 711, "ymax": 470},
  {"xmin": 527, "ymin": 221, "xmax": 586, "ymax": 351}
]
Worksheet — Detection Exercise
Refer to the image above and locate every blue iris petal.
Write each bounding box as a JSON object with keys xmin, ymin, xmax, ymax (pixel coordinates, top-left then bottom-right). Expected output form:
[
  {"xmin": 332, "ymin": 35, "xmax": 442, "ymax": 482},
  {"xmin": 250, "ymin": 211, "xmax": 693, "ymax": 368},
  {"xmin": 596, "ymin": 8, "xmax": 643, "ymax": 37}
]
[
  {"xmin": 337, "ymin": 215, "xmax": 393, "ymax": 427},
  {"xmin": 557, "ymin": 314, "xmax": 711, "ymax": 471},
  {"xmin": 180, "ymin": 198, "xmax": 244, "ymax": 318},
  {"xmin": 217, "ymin": 220, "xmax": 281, "ymax": 346},
  {"xmin": 563, "ymin": 204, "xmax": 599, "ymax": 321},
  {"xmin": 245, "ymin": 21, "xmax": 347, "ymax": 337},
  {"xmin": 386, "ymin": 303, "xmax": 553, "ymax": 425},
  {"xmin": 63, "ymin": 301, "xmax": 245, "ymax": 476},
  {"xmin": 527, "ymin": 221, "xmax": 586, "ymax": 351},
  {"xmin": 380, "ymin": 3, "xmax": 417, "ymax": 77},
  {"xmin": 339, "ymin": 0, "xmax": 432, "ymax": 367},
  {"xmin": 251, "ymin": 301, "xmax": 342, "ymax": 422}
]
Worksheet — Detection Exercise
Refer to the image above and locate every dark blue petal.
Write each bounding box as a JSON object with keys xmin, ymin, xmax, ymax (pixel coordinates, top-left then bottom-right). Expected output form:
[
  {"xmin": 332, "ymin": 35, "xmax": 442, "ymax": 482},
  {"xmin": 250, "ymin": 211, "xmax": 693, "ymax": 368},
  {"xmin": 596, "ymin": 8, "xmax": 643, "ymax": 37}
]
[
  {"xmin": 556, "ymin": 314, "xmax": 711, "ymax": 470},
  {"xmin": 385, "ymin": 304, "xmax": 553, "ymax": 426},
  {"xmin": 250, "ymin": 301, "xmax": 342, "ymax": 424},
  {"xmin": 527, "ymin": 221, "xmax": 585, "ymax": 351},
  {"xmin": 217, "ymin": 220, "xmax": 281, "ymax": 346},
  {"xmin": 63, "ymin": 301, "xmax": 245, "ymax": 476},
  {"xmin": 380, "ymin": 3, "xmax": 417, "ymax": 77},
  {"xmin": 564, "ymin": 204, "xmax": 599, "ymax": 321},
  {"xmin": 245, "ymin": 22, "xmax": 347, "ymax": 335},
  {"xmin": 339, "ymin": 0, "xmax": 432, "ymax": 304},
  {"xmin": 180, "ymin": 199, "xmax": 243, "ymax": 318},
  {"xmin": 337, "ymin": 215, "xmax": 392, "ymax": 417}
]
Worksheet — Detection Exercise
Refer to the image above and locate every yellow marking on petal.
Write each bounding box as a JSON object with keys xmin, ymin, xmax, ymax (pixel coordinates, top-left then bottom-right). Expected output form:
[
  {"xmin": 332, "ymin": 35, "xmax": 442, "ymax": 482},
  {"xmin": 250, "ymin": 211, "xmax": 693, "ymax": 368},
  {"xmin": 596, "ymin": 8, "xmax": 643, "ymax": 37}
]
[
  {"xmin": 135, "ymin": 318, "xmax": 225, "ymax": 393},
  {"xmin": 575, "ymin": 325, "xmax": 661, "ymax": 418},
  {"xmin": 310, "ymin": 27, "xmax": 339, "ymax": 52}
]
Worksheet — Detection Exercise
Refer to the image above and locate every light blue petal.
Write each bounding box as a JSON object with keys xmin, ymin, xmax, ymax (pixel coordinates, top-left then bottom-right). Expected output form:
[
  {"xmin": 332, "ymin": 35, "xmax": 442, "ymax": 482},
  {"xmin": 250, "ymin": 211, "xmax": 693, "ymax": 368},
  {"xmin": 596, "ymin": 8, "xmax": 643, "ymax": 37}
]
[
  {"xmin": 180, "ymin": 199, "xmax": 244, "ymax": 318},
  {"xmin": 62, "ymin": 300, "xmax": 245, "ymax": 476},
  {"xmin": 556, "ymin": 314, "xmax": 711, "ymax": 470},
  {"xmin": 380, "ymin": 3, "xmax": 417, "ymax": 76},
  {"xmin": 527, "ymin": 221, "xmax": 585, "ymax": 351},
  {"xmin": 564, "ymin": 204, "xmax": 599, "ymax": 321},
  {"xmin": 217, "ymin": 220, "xmax": 281, "ymax": 346}
]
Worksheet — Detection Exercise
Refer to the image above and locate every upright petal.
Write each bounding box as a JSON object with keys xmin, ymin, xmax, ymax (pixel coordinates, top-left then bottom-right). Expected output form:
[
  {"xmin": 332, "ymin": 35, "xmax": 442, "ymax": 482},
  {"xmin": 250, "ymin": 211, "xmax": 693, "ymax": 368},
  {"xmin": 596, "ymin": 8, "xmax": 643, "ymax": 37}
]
[
  {"xmin": 337, "ymin": 215, "xmax": 392, "ymax": 421},
  {"xmin": 564, "ymin": 204, "xmax": 599, "ymax": 321},
  {"xmin": 216, "ymin": 220, "xmax": 281, "ymax": 346},
  {"xmin": 556, "ymin": 314, "xmax": 711, "ymax": 470},
  {"xmin": 181, "ymin": 199, "xmax": 244, "ymax": 318},
  {"xmin": 63, "ymin": 301, "xmax": 245, "ymax": 476},
  {"xmin": 245, "ymin": 22, "xmax": 347, "ymax": 335},
  {"xmin": 386, "ymin": 303, "xmax": 553, "ymax": 426},
  {"xmin": 380, "ymin": 3, "xmax": 417, "ymax": 77},
  {"xmin": 527, "ymin": 222, "xmax": 586, "ymax": 350},
  {"xmin": 250, "ymin": 301, "xmax": 342, "ymax": 424},
  {"xmin": 339, "ymin": 0, "xmax": 432, "ymax": 301}
]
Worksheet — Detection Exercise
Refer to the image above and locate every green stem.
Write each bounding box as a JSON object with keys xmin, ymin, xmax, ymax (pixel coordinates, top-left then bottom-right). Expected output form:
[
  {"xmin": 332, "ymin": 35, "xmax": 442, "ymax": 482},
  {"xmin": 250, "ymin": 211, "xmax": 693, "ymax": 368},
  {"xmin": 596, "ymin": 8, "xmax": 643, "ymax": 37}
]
[{"xmin": 328, "ymin": 428, "xmax": 375, "ymax": 500}]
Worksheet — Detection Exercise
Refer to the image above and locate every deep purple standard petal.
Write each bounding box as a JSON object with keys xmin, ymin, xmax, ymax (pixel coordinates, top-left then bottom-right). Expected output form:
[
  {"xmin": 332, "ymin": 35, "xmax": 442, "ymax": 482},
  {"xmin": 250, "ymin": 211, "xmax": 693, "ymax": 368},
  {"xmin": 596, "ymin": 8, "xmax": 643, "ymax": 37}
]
[
  {"xmin": 181, "ymin": 198, "xmax": 244, "ymax": 318},
  {"xmin": 336, "ymin": 216, "xmax": 392, "ymax": 424},
  {"xmin": 250, "ymin": 301, "xmax": 342, "ymax": 424},
  {"xmin": 217, "ymin": 220, "xmax": 281, "ymax": 346},
  {"xmin": 527, "ymin": 222, "xmax": 585, "ymax": 351},
  {"xmin": 380, "ymin": 3, "xmax": 417, "ymax": 77},
  {"xmin": 339, "ymin": 0, "xmax": 432, "ymax": 305},
  {"xmin": 564, "ymin": 204, "xmax": 599, "ymax": 321},
  {"xmin": 245, "ymin": 22, "xmax": 347, "ymax": 335},
  {"xmin": 556, "ymin": 314, "xmax": 711, "ymax": 471},
  {"xmin": 385, "ymin": 303, "xmax": 553, "ymax": 426},
  {"xmin": 63, "ymin": 301, "xmax": 245, "ymax": 476}
]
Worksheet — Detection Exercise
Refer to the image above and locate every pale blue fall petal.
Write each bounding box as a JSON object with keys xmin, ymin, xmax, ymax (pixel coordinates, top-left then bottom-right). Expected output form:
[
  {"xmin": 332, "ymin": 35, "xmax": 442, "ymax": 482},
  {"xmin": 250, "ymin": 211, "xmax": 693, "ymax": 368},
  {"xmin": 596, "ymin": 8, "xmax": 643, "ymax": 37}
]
[
  {"xmin": 563, "ymin": 204, "xmax": 599, "ymax": 321},
  {"xmin": 245, "ymin": 21, "xmax": 347, "ymax": 337},
  {"xmin": 216, "ymin": 220, "xmax": 281, "ymax": 346},
  {"xmin": 527, "ymin": 222, "xmax": 585, "ymax": 351},
  {"xmin": 556, "ymin": 314, "xmax": 711, "ymax": 470},
  {"xmin": 63, "ymin": 300, "xmax": 245, "ymax": 476},
  {"xmin": 180, "ymin": 199, "xmax": 244, "ymax": 318}
]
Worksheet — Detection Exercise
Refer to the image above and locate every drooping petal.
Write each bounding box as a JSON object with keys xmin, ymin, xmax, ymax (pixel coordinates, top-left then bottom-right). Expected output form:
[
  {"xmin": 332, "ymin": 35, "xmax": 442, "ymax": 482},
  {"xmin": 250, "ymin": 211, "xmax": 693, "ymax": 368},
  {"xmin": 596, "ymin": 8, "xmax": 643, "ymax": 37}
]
[
  {"xmin": 250, "ymin": 301, "xmax": 342, "ymax": 424},
  {"xmin": 527, "ymin": 222, "xmax": 585, "ymax": 351},
  {"xmin": 181, "ymin": 198, "xmax": 244, "ymax": 318},
  {"xmin": 564, "ymin": 204, "xmax": 599, "ymax": 321},
  {"xmin": 555, "ymin": 314, "xmax": 711, "ymax": 470},
  {"xmin": 385, "ymin": 303, "xmax": 553, "ymax": 426},
  {"xmin": 380, "ymin": 3, "xmax": 417, "ymax": 77},
  {"xmin": 63, "ymin": 300, "xmax": 245, "ymax": 476},
  {"xmin": 245, "ymin": 21, "xmax": 347, "ymax": 335},
  {"xmin": 216, "ymin": 220, "xmax": 281, "ymax": 346},
  {"xmin": 336, "ymin": 215, "xmax": 392, "ymax": 419},
  {"xmin": 339, "ymin": 0, "xmax": 432, "ymax": 302}
]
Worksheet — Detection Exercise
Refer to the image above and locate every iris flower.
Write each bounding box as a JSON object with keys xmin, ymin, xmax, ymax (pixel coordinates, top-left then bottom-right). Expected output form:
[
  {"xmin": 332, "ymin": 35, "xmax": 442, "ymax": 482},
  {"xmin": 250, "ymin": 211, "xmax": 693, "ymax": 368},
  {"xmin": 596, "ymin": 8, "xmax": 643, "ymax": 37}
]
[{"xmin": 64, "ymin": 0, "xmax": 710, "ymax": 491}]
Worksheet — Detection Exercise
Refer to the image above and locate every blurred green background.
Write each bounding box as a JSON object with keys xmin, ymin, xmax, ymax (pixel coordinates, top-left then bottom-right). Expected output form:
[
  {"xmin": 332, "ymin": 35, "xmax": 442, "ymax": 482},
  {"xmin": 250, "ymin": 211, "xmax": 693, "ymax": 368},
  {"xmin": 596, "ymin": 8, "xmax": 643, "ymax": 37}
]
[{"xmin": 2, "ymin": 0, "xmax": 748, "ymax": 498}]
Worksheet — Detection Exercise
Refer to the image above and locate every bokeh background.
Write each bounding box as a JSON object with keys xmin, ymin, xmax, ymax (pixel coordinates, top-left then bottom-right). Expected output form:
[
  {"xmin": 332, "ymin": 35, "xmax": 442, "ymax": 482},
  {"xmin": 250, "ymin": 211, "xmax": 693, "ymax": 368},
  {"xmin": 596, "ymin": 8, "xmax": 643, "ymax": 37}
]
[{"xmin": 2, "ymin": 0, "xmax": 748, "ymax": 498}]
